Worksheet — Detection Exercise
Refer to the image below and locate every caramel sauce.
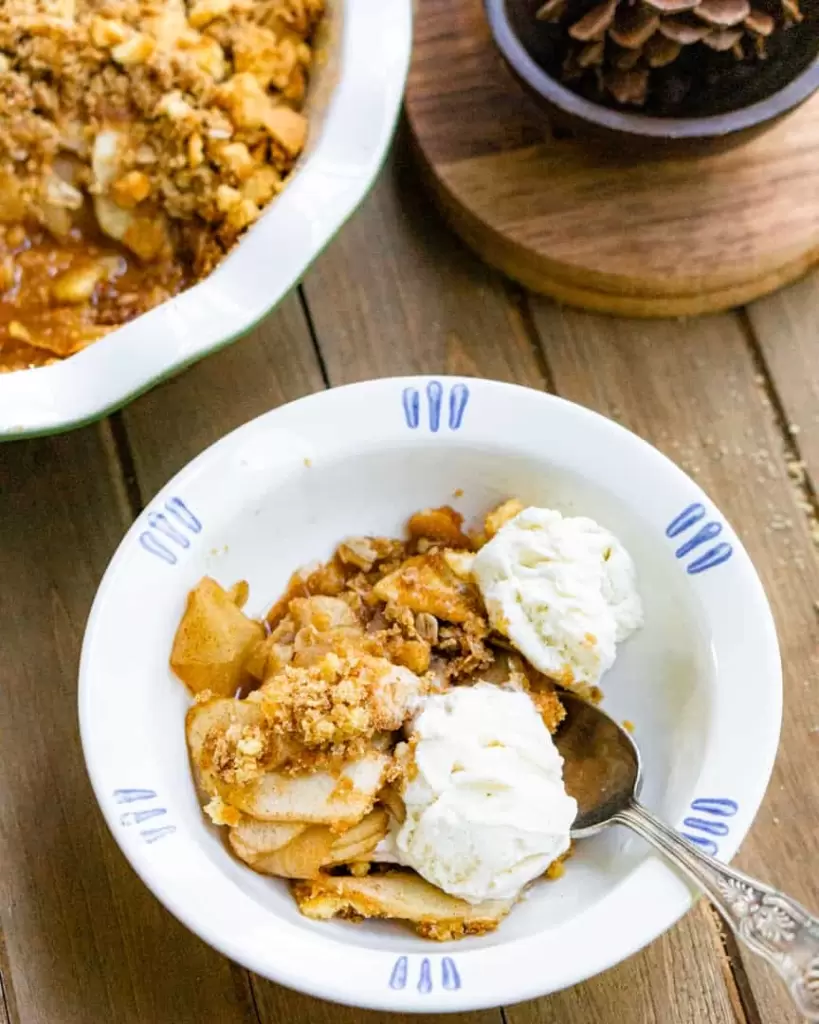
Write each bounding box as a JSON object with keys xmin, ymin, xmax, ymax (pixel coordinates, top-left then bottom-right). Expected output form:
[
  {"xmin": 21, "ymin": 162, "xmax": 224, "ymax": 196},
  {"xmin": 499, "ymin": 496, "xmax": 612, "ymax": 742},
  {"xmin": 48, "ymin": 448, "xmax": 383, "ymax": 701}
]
[{"xmin": 0, "ymin": 216, "xmax": 189, "ymax": 372}]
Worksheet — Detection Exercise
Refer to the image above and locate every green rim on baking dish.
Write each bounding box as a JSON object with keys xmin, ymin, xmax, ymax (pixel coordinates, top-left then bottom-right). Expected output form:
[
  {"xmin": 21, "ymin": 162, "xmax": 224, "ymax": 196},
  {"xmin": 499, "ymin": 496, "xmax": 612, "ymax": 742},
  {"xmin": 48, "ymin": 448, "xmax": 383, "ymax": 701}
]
[{"xmin": 0, "ymin": 0, "xmax": 412, "ymax": 441}]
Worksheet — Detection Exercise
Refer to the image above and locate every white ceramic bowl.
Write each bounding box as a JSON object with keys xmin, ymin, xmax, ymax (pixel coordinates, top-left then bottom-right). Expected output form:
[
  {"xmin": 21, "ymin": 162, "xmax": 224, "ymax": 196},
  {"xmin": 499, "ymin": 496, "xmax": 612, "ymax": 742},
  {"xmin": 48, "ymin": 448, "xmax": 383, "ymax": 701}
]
[
  {"xmin": 0, "ymin": 0, "xmax": 412, "ymax": 440},
  {"xmin": 79, "ymin": 377, "xmax": 781, "ymax": 1013}
]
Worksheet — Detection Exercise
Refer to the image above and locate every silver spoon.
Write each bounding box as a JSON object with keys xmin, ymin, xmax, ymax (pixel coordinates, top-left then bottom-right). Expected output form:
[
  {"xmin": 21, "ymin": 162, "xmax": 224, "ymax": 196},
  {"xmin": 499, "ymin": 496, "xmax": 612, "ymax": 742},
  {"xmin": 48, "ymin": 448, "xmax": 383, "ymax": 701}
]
[{"xmin": 554, "ymin": 691, "xmax": 819, "ymax": 1020}]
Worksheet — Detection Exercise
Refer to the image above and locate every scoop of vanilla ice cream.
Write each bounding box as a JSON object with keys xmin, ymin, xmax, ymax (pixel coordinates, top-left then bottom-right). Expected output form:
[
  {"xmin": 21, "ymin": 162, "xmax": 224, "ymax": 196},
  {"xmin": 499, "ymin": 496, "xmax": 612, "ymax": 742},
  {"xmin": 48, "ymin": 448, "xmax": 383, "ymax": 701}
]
[
  {"xmin": 471, "ymin": 507, "xmax": 642, "ymax": 689},
  {"xmin": 393, "ymin": 683, "xmax": 577, "ymax": 904}
]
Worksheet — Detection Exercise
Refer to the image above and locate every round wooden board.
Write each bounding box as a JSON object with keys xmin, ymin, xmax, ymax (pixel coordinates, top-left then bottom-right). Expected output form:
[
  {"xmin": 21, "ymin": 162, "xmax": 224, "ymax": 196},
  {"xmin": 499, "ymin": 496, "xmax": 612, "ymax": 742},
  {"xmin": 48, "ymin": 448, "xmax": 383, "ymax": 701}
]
[{"xmin": 405, "ymin": 0, "xmax": 819, "ymax": 317}]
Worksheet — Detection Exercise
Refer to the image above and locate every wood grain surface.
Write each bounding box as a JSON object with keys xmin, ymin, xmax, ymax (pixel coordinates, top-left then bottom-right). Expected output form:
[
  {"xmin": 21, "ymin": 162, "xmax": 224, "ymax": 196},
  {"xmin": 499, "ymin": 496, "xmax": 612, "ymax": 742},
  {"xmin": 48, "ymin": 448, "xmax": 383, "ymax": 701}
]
[
  {"xmin": 526, "ymin": 299, "xmax": 819, "ymax": 1024},
  {"xmin": 299, "ymin": 143, "xmax": 750, "ymax": 1024},
  {"xmin": 121, "ymin": 293, "xmax": 324, "ymax": 499},
  {"xmin": 746, "ymin": 273, "xmax": 819, "ymax": 487},
  {"xmin": 1, "ymin": 125, "xmax": 818, "ymax": 1024},
  {"xmin": 253, "ymin": 984, "xmax": 503, "ymax": 1024},
  {"xmin": 115, "ymin": 269, "xmax": 506, "ymax": 1024},
  {"xmin": 0, "ymin": 428, "xmax": 259, "ymax": 1024},
  {"xmin": 405, "ymin": 0, "xmax": 819, "ymax": 317},
  {"xmin": 302, "ymin": 141, "xmax": 548, "ymax": 387}
]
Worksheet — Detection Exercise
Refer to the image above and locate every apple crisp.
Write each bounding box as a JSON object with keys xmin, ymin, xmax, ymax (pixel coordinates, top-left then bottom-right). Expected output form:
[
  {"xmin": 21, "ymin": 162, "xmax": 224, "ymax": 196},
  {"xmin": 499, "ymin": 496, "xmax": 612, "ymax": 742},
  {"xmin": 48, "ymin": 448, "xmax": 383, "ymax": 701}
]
[
  {"xmin": 0, "ymin": 0, "xmax": 324, "ymax": 371},
  {"xmin": 171, "ymin": 502, "xmax": 573, "ymax": 940}
]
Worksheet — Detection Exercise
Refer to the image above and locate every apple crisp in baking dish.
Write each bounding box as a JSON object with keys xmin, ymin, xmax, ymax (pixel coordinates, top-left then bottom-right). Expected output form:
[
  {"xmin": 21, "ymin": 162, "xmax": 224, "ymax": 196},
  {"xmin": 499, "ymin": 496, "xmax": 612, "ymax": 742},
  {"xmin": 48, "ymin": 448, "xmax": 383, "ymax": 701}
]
[{"xmin": 0, "ymin": 0, "xmax": 324, "ymax": 371}]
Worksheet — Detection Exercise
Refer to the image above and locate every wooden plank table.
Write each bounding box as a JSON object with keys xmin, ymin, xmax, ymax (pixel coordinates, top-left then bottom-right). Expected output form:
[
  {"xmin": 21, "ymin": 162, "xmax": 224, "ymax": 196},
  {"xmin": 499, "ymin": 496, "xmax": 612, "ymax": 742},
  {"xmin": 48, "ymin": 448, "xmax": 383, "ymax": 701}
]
[{"xmin": 1, "ymin": 132, "xmax": 818, "ymax": 1024}]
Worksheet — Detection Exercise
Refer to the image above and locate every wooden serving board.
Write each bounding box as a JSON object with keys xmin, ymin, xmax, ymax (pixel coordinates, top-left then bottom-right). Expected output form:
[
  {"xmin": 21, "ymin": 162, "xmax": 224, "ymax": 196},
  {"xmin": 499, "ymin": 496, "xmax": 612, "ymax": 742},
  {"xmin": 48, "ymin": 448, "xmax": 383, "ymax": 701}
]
[{"xmin": 405, "ymin": 0, "xmax": 819, "ymax": 317}]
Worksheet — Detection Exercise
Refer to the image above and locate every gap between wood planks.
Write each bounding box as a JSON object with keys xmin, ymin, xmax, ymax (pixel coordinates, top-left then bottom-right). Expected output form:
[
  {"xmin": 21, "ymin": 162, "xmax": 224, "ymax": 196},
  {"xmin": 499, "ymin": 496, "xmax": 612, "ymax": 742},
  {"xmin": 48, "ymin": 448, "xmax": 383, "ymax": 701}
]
[
  {"xmin": 0, "ymin": 926, "xmax": 19, "ymax": 1024},
  {"xmin": 736, "ymin": 307, "xmax": 819, "ymax": 565},
  {"xmin": 105, "ymin": 413, "xmax": 144, "ymax": 516},
  {"xmin": 295, "ymin": 140, "xmax": 753, "ymax": 1023},
  {"xmin": 730, "ymin": 299, "xmax": 819, "ymax": 1024},
  {"xmin": 517, "ymin": 282, "xmax": 819, "ymax": 1024},
  {"xmin": 297, "ymin": 284, "xmax": 331, "ymax": 389},
  {"xmin": 702, "ymin": 904, "xmax": 763, "ymax": 1024},
  {"xmin": 510, "ymin": 283, "xmax": 764, "ymax": 1024},
  {"xmin": 105, "ymin": 140, "xmax": 819, "ymax": 1021},
  {"xmin": 108, "ymin": 293, "xmax": 503, "ymax": 1024}
]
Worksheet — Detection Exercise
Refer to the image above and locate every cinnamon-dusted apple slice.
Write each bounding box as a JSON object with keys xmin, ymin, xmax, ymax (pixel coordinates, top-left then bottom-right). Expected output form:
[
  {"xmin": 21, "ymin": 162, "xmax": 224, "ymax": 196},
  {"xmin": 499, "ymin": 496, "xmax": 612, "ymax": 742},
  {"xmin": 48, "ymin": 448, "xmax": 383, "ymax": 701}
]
[
  {"xmin": 373, "ymin": 552, "xmax": 483, "ymax": 624},
  {"xmin": 329, "ymin": 808, "xmax": 390, "ymax": 863},
  {"xmin": 186, "ymin": 696, "xmax": 285, "ymax": 796},
  {"xmin": 171, "ymin": 577, "xmax": 264, "ymax": 697},
  {"xmin": 227, "ymin": 820, "xmax": 308, "ymax": 861},
  {"xmin": 229, "ymin": 808, "xmax": 389, "ymax": 878},
  {"xmin": 226, "ymin": 750, "xmax": 391, "ymax": 826},
  {"xmin": 289, "ymin": 595, "xmax": 362, "ymax": 631},
  {"xmin": 292, "ymin": 872, "xmax": 515, "ymax": 940},
  {"xmin": 378, "ymin": 783, "xmax": 406, "ymax": 826},
  {"xmin": 188, "ymin": 697, "xmax": 390, "ymax": 824}
]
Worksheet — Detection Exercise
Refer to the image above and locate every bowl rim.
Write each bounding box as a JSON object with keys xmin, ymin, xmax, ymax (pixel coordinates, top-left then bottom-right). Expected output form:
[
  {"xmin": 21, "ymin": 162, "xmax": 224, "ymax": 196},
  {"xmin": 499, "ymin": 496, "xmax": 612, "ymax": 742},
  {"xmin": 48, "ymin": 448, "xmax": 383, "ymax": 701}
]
[
  {"xmin": 484, "ymin": 0, "xmax": 819, "ymax": 139},
  {"xmin": 79, "ymin": 376, "xmax": 782, "ymax": 1013},
  {"xmin": 0, "ymin": 0, "xmax": 413, "ymax": 441}
]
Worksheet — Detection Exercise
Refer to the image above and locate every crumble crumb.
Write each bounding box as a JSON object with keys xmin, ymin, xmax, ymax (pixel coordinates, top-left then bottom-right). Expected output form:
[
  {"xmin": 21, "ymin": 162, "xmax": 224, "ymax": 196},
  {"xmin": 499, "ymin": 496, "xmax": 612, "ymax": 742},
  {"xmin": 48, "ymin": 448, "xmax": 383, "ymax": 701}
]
[
  {"xmin": 204, "ymin": 794, "xmax": 242, "ymax": 826},
  {"xmin": 255, "ymin": 650, "xmax": 425, "ymax": 762}
]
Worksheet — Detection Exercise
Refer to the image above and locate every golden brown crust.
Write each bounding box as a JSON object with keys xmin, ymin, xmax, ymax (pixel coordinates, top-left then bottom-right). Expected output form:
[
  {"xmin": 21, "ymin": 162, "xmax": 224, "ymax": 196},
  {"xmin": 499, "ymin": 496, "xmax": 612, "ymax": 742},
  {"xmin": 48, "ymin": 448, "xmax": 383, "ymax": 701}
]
[
  {"xmin": 373, "ymin": 552, "xmax": 484, "ymax": 625},
  {"xmin": 0, "ymin": 0, "xmax": 324, "ymax": 368},
  {"xmin": 407, "ymin": 505, "xmax": 473, "ymax": 550},
  {"xmin": 291, "ymin": 871, "xmax": 514, "ymax": 939},
  {"xmin": 484, "ymin": 498, "xmax": 525, "ymax": 539},
  {"xmin": 544, "ymin": 842, "xmax": 573, "ymax": 881},
  {"xmin": 251, "ymin": 646, "xmax": 426, "ymax": 764}
]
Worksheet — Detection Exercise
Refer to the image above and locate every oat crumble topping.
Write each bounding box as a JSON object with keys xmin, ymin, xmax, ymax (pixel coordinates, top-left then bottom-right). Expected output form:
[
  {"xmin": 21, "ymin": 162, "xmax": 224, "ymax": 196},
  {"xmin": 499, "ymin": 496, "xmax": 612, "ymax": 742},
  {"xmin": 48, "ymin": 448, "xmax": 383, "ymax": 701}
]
[{"xmin": 0, "ymin": 0, "xmax": 324, "ymax": 370}]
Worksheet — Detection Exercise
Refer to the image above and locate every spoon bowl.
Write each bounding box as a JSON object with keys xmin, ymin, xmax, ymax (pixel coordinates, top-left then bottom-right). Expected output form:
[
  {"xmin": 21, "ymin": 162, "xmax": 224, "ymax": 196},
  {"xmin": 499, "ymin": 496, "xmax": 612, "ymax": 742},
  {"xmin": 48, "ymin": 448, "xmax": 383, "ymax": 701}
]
[
  {"xmin": 554, "ymin": 691, "xmax": 819, "ymax": 1020},
  {"xmin": 555, "ymin": 691, "xmax": 642, "ymax": 837}
]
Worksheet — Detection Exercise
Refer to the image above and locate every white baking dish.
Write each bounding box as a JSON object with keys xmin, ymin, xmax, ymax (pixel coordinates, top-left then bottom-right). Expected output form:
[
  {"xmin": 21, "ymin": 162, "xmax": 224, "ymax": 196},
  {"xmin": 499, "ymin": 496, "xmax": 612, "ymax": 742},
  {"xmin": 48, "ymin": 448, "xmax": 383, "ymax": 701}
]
[{"xmin": 0, "ymin": 0, "xmax": 412, "ymax": 439}]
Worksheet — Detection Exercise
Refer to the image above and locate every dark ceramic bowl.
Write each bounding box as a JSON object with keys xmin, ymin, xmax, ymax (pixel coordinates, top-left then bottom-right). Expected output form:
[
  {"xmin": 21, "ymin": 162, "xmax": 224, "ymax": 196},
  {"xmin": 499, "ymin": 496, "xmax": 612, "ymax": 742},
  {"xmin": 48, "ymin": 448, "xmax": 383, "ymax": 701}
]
[{"xmin": 485, "ymin": 0, "xmax": 819, "ymax": 152}]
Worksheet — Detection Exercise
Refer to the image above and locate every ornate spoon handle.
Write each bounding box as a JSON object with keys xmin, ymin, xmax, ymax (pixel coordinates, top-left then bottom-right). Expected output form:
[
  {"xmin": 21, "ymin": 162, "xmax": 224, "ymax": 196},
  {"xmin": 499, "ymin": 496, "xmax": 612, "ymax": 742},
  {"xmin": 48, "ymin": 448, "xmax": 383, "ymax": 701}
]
[{"xmin": 614, "ymin": 801, "xmax": 819, "ymax": 1020}]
